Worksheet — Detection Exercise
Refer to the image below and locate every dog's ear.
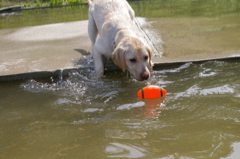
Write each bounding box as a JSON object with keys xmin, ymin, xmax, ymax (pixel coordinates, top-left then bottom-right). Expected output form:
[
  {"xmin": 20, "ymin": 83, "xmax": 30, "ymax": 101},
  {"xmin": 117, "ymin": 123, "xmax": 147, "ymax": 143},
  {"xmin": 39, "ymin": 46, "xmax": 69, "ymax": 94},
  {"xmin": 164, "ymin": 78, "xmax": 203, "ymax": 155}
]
[
  {"xmin": 147, "ymin": 46, "xmax": 153, "ymax": 66},
  {"xmin": 112, "ymin": 47, "xmax": 127, "ymax": 72}
]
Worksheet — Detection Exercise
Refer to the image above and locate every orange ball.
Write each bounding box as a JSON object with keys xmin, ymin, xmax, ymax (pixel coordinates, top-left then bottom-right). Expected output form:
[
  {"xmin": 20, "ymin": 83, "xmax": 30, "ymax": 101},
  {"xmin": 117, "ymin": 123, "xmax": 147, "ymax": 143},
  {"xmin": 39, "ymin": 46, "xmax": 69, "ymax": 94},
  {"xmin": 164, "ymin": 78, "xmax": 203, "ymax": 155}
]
[{"xmin": 137, "ymin": 85, "xmax": 167, "ymax": 99}]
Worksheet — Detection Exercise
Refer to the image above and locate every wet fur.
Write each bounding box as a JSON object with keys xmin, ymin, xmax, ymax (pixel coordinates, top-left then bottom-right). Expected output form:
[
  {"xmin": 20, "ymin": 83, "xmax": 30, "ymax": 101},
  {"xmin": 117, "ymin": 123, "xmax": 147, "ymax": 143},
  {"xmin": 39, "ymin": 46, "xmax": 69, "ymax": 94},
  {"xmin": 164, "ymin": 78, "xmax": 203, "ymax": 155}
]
[{"xmin": 87, "ymin": 0, "xmax": 153, "ymax": 81}]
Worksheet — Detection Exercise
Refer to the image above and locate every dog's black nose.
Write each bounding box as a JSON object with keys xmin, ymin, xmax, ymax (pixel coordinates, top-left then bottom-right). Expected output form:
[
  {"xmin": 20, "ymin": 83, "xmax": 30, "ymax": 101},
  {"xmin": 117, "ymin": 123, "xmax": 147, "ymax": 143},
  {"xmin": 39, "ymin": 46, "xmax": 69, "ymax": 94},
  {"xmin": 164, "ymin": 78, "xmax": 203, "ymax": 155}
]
[{"xmin": 141, "ymin": 72, "xmax": 149, "ymax": 80}]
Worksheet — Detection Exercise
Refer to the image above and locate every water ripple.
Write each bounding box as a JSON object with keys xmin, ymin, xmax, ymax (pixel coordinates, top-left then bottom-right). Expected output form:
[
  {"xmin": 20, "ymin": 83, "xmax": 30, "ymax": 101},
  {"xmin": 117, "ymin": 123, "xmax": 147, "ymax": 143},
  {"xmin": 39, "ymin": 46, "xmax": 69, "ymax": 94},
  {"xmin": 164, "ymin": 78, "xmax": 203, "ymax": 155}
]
[{"xmin": 106, "ymin": 143, "xmax": 146, "ymax": 158}]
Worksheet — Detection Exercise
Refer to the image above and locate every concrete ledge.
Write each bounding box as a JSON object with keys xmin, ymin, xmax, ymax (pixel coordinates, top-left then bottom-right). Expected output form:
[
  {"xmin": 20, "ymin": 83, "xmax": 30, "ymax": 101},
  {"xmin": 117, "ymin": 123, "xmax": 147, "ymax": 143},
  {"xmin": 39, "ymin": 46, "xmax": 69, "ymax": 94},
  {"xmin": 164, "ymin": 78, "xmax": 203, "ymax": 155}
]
[
  {"xmin": 0, "ymin": 5, "xmax": 23, "ymax": 13},
  {"xmin": 0, "ymin": 20, "xmax": 91, "ymax": 78},
  {"xmin": 1, "ymin": 18, "xmax": 240, "ymax": 82},
  {"xmin": 0, "ymin": 68, "xmax": 77, "ymax": 82},
  {"xmin": 1, "ymin": 56, "xmax": 240, "ymax": 82},
  {"xmin": 153, "ymin": 56, "xmax": 240, "ymax": 70}
]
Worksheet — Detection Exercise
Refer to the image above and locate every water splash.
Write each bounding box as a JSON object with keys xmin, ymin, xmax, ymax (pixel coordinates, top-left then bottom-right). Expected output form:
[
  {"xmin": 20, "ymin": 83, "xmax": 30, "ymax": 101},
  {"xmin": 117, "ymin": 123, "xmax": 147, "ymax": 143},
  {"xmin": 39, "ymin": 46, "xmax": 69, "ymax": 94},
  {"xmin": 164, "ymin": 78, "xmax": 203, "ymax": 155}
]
[{"xmin": 20, "ymin": 66, "xmax": 144, "ymax": 109}]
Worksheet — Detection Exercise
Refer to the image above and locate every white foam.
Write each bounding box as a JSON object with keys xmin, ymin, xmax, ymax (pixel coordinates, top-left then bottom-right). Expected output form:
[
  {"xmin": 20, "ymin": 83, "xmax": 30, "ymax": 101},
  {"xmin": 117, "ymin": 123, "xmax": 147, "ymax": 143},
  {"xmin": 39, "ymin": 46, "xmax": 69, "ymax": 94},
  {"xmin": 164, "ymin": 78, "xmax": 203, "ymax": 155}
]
[{"xmin": 117, "ymin": 101, "xmax": 145, "ymax": 110}]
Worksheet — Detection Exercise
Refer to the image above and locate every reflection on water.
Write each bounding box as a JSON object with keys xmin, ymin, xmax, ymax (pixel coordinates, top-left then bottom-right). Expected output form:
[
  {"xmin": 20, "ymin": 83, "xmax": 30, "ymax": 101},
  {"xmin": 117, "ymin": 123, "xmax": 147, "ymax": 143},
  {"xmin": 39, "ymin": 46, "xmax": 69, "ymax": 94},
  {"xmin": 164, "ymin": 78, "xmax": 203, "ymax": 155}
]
[
  {"xmin": 137, "ymin": 98, "xmax": 166, "ymax": 118},
  {"xmin": 1, "ymin": 59, "xmax": 240, "ymax": 158}
]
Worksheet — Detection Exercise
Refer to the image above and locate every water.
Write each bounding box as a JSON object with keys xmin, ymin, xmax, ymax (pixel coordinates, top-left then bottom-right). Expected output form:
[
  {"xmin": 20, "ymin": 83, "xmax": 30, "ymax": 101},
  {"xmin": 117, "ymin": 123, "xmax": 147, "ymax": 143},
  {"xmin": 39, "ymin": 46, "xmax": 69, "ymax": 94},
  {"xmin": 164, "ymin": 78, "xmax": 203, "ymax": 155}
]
[
  {"xmin": 1, "ymin": 0, "xmax": 240, "ymax": 158},
  {"xmin": 1, "ymin": 60, "xmax": 240, "ymax": 158},
  {"xmin": 1, "ymin": 0, "xmax": 240, "ymax": 29},
  {"xmin": 0, "ymin": 5, "xmax": 89, "ymax": 29}
]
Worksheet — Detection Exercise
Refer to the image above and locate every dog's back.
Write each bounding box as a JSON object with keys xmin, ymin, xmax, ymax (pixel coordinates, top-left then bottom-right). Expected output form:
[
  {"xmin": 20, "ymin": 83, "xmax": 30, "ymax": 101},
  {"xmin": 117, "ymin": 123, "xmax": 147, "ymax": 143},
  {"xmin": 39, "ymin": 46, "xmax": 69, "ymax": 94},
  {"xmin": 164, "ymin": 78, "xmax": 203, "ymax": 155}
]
[{"xmin": 88, "ymin": 0, "xmax": 135, "ymax": 34}]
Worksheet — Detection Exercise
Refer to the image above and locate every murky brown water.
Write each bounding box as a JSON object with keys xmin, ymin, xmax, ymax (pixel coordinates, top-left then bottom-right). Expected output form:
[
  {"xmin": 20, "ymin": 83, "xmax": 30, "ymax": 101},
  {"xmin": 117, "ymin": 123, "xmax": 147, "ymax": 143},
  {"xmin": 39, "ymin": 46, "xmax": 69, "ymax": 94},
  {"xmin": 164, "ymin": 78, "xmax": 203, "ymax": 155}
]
[
  {"xmin": 1, "ymin": 0, "xmax": 240, "ymax": 158},
  {"xmin": 1, "ymin": 60, "xmax": 240, "ymax": 158},
  {"xmin": 151, "ymin": 15, "xmax": 240, "ymax": 62}
]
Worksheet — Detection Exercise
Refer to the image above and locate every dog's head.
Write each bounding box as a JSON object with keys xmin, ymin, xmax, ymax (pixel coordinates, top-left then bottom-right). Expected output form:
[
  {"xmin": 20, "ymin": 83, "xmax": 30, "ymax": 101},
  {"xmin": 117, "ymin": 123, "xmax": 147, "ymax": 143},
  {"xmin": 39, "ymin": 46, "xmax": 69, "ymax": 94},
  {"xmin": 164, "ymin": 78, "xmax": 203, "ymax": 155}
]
[{"xmin": 112, "ymin": 37, "xmax": 153, "ymax": 81}]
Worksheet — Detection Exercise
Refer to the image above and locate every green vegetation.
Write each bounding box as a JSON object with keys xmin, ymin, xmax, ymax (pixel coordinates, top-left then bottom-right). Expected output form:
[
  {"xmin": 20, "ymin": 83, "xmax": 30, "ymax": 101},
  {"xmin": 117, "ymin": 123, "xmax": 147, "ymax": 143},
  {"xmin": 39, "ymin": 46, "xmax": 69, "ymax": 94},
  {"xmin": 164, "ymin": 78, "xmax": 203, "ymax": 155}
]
[{"xmin": 0, "ymin": 0, "xmax": 87, "ymax": 8}]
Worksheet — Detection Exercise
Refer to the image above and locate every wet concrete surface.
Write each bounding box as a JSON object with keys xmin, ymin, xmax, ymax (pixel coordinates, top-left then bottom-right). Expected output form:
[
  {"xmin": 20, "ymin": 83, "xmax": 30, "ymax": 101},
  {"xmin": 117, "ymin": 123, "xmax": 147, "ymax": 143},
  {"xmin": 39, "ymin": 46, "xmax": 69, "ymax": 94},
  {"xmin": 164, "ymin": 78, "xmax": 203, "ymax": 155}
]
[
  {"xmin": 1, "ymin": 17, "xmax": 240, "ymax": 81},
  {"xmin": 150, "ymin": 16, "xmax": 240, "ymax": 63},
  {"xmin": 0, "ymin": 21, "xmax": 91, "ymax": 81}
]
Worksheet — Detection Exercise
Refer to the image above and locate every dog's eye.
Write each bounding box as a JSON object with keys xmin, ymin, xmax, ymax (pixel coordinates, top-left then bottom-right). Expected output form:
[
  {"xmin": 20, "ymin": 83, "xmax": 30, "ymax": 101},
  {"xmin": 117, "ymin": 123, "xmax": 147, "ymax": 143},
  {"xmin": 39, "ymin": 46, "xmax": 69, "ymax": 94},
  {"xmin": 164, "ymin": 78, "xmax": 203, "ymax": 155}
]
[
  {"xmin": 129, "ymin": 58, "xmax": 137, "ymax": 63},
  {"xmin": 144, "ymin": 56, "xmax": 148, "ymax": 61}
]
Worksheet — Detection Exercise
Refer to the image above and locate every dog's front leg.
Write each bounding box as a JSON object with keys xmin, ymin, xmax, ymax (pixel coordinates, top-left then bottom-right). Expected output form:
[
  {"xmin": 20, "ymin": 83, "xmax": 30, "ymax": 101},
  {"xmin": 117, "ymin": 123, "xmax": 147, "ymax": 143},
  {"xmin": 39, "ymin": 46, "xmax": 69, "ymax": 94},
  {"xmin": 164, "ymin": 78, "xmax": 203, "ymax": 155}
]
[{"xmin": 93, "ymin": 49, "xmax": 104, "ymax": 77}]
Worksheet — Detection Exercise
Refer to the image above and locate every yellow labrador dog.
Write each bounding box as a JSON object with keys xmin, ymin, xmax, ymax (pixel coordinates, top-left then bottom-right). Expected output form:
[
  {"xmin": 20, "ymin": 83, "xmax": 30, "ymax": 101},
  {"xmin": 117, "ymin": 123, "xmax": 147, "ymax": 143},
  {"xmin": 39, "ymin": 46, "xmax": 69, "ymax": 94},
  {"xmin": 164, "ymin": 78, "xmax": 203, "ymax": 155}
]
[{"xmin": 88, "ymin": 0, "xmax": 153, "ymax": 81}]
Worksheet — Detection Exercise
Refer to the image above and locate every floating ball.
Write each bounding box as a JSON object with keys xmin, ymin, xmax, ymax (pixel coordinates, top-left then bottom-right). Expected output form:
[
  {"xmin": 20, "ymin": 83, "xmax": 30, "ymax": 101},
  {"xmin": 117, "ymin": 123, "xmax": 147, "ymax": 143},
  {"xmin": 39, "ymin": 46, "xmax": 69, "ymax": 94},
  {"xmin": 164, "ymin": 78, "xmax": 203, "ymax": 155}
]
[{"xmin": 137, "ymin": 85, "xmax": 167, "ymax": 99}]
